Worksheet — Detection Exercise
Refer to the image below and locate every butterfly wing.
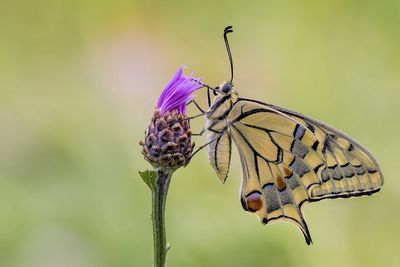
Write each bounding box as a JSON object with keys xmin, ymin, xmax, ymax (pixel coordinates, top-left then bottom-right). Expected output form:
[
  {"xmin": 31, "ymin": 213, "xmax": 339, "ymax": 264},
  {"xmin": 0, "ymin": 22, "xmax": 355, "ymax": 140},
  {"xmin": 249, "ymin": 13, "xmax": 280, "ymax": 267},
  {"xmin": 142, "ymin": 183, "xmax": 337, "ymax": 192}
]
[
  {"xmin": 259, "ymin": 101, "xmax": 384, "ymax": 199},
  {"xmin": 226, "ymin": 99, "xmax": 383, "ymax": 244}
]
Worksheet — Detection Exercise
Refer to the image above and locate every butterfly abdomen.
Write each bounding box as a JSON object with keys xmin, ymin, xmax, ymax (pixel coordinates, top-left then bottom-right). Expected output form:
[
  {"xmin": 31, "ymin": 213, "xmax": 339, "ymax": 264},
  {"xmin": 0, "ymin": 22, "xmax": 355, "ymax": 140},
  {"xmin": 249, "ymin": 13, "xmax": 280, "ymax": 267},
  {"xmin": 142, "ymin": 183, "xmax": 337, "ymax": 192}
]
[
  {"xmin": 207, "ymin": 132, "xmax": 231, "ymax": 183},
  {"xmin": 206, "ymin": 95, "xmax": 236, "ymax": 183}
]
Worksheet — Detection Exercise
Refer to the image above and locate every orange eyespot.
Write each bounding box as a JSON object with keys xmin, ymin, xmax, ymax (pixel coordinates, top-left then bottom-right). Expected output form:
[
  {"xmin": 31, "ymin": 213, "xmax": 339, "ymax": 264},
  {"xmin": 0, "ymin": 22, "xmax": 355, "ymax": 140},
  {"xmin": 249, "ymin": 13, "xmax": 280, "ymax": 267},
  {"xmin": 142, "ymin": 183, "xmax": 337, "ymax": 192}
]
[
  {"xmin": 275, "ymin": 175, "xmax": 287, "ymax": 191},
  {"xmin": 242, "ymin": 191, "xmax": 263, "ymax": 212},
  {"xmin": 283, "ymin": 166, "xmax": 293, "ymax": 178}
]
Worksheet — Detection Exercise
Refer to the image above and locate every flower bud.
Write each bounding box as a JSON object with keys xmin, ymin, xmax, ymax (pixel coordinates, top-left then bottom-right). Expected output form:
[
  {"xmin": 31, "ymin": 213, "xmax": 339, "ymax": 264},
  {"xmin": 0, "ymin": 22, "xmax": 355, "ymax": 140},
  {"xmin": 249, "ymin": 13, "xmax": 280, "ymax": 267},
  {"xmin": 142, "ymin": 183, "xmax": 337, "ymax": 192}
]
[{"xmin": 140, "ymin": 109, "xmax": 194, "ymax": 172}]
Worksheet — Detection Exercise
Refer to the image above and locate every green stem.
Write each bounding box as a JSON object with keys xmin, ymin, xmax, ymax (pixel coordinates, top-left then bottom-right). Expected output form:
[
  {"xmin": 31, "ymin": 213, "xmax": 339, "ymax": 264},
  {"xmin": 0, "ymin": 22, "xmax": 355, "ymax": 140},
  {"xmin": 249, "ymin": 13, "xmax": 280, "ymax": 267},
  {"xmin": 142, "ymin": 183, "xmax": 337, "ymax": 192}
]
[{"xmin": 152, "ymin": 170, "xmax": 172, "ymax": 267}]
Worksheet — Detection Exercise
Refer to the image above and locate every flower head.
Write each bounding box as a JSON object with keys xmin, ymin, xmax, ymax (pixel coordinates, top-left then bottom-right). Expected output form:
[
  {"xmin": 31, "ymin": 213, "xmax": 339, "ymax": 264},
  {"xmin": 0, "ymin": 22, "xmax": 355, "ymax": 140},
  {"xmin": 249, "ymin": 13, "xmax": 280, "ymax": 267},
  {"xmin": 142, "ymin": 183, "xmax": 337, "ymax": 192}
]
[
  {"xmin": 157, "ymin": 67, "xmax": 202, "ymax": 114},
  {"xmin": 140, "ymin": 67, "xmax": 201, "ymax": 172}
]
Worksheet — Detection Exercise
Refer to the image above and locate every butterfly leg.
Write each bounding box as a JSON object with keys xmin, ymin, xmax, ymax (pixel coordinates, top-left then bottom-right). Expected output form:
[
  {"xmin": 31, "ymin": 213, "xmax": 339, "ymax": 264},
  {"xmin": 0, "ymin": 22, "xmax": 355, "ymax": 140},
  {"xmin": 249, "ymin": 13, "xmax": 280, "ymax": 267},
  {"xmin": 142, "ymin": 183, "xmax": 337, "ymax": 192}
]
[
  {"xmin": 188, "ymin": 134, "xmax": 223, "ymax": 161},
  {"xmin": 178, "ymin": 111, "xmax": 209, "ymax": 122},
  {"xmin": 187, "ymin": 99, "xmax": 205, "ymax": 113},
  {"xmin": 192, "ymin": 127, "xmax": 205, "ymax": 136},
  {"xmin": 207, "ymin": 88, "xmax": 211, "ymax": 107},
  {"xmin": 186, "ymin": 99, "xmax": 208, "ymax": 137}
]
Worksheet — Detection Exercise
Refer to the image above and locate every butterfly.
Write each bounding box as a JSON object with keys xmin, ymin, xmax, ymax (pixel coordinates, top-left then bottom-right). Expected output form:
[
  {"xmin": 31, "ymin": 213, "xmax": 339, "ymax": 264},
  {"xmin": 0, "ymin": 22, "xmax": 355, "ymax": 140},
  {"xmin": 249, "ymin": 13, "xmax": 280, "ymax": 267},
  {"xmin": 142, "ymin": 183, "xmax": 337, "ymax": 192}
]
[{"xmin": 190, "ymin": 26, "xmax": 384, "ymax": 244}]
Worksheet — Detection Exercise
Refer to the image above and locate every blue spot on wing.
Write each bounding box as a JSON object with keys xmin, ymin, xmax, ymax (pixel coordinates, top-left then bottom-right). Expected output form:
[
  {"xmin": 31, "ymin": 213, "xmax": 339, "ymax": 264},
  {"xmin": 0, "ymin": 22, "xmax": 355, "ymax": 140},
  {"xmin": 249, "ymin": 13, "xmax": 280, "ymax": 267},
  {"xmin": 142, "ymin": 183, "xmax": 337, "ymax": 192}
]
[{"xmin": 294, "ymin": 124, "xmax": 306, "ymax": 139}]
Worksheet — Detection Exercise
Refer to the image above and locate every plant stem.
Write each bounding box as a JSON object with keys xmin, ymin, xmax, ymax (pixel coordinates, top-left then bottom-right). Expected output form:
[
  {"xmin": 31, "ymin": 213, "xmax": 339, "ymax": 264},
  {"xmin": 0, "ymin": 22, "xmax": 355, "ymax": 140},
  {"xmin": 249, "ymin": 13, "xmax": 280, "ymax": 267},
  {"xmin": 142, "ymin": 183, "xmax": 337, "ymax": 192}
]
[{"xmin": 152, "ymin": 170, "xmax": 172, "ymax": 267}]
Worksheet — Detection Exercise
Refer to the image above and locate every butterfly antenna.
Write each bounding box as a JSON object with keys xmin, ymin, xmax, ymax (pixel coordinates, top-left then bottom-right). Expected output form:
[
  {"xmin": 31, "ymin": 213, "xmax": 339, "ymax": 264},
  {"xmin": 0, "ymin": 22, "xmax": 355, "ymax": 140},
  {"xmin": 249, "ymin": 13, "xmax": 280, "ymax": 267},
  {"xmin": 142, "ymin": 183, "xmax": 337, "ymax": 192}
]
[{"xmin": 223, "ymin": 25, "xmax": 234, "ymax": 83}]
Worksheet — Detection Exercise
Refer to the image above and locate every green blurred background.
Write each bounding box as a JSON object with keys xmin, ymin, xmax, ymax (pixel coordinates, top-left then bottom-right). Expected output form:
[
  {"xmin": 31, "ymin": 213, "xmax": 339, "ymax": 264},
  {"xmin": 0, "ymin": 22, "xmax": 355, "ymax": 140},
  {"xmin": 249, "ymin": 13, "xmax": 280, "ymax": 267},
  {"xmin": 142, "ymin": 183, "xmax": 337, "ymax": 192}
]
[{"xmin": 1, "ymin": 1, "xmax": 399, "ymax": 266}]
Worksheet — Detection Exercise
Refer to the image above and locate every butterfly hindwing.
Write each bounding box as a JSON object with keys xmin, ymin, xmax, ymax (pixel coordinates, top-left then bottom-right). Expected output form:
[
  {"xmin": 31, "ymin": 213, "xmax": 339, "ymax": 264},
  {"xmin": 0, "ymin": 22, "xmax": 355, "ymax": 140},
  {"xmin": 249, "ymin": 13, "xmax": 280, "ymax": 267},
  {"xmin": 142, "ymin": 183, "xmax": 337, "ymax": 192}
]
[
  {"xmin": 219, "ymin": 98, "xmax": 383, "ymax": 244},
  {"xmin": 227, "ymin": 100, "xmax": 318, "ymax": 243}
]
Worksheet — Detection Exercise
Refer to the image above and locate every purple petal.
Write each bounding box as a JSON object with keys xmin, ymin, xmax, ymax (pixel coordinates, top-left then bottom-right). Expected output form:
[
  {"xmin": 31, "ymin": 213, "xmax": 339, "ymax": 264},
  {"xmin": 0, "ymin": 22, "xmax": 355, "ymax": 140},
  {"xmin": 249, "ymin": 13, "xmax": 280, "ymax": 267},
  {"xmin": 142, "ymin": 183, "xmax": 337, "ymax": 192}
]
[
  {"xmin": 157, "ymin": 67, "xmax": 202, "ymax": 114},
  {"xmin": 157, "ymin": 67, "xmax": 184, "ymax": 108}
]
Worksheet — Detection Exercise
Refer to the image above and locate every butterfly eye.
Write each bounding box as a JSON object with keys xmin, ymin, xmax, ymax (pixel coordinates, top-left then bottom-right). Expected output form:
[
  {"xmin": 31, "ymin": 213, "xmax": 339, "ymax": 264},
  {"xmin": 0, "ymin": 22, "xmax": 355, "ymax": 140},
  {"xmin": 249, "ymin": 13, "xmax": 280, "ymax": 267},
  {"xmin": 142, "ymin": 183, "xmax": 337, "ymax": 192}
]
[{"xmin": 221, "ymin": 83, "xmax": 232, "ymax": 93}]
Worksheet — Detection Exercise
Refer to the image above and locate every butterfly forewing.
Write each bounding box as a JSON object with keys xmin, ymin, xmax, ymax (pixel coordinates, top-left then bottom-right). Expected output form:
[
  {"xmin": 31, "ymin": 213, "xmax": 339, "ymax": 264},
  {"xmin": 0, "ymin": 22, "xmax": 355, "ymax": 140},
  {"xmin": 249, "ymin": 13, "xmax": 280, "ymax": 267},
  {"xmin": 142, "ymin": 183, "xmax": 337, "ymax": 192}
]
[{"xmin": 261, "ymin": 101, "xmax": 384, "ymax": 200}]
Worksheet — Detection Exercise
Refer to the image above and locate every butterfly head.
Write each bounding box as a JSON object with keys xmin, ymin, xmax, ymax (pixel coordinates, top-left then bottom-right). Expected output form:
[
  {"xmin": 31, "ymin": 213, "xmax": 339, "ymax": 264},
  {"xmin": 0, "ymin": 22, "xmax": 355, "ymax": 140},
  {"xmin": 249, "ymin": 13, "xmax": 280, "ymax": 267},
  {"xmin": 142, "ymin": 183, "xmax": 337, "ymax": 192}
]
[
  {"xmin": 216, "ymin": 81, "xmax": 236, "ymax": 95},
  {"xmin": 213, "ymin": 81, "xmax": 237, "ymax": 97},
  {"xmin": 220, "ymin": 81, "xmax": 233, "ymax": 93}
]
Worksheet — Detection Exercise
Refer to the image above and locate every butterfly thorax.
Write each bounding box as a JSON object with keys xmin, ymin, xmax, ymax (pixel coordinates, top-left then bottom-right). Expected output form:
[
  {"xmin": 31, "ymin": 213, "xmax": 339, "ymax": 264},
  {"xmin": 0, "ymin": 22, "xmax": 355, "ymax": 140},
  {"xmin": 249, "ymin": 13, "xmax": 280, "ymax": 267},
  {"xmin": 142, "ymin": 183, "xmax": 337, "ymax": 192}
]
[
  {"xmin": 205, "ymin": 90, "xmax": 238, "ymax": 133},
  {"xmin": 206, "ymin": 88, "xmax": 238, "ymax": 118}
]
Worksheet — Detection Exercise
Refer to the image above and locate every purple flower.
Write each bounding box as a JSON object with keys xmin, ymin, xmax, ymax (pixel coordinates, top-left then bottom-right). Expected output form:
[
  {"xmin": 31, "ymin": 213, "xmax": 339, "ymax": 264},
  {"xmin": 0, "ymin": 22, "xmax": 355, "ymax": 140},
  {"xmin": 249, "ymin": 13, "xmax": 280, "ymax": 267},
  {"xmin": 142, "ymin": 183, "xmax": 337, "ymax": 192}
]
[{"xmin": 157, "ymin": 67, "xmax": 202, "ymax": 114}]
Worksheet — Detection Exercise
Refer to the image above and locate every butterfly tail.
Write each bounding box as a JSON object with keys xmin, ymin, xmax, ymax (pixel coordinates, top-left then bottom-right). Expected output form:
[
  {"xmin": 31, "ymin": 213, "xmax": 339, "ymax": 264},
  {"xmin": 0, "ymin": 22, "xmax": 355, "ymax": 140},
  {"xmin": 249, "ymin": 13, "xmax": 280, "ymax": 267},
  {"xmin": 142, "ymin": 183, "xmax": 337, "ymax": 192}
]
[
  {"xmin": 262, "ymin": 183, "xmax": 313, "ymax": 245},
  {"xmin": 240, "ymin": 172, "xmax": 313, "ymax": 245}
]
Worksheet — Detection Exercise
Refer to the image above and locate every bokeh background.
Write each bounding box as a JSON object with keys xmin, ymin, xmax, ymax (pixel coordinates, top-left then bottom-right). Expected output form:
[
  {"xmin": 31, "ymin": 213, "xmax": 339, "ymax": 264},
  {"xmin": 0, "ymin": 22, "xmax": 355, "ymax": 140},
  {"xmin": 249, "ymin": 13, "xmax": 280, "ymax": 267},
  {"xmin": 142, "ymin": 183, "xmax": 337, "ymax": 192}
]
[{"xmin": 1, "ymin": 1, "xmax": 400, "ymax": 266}]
